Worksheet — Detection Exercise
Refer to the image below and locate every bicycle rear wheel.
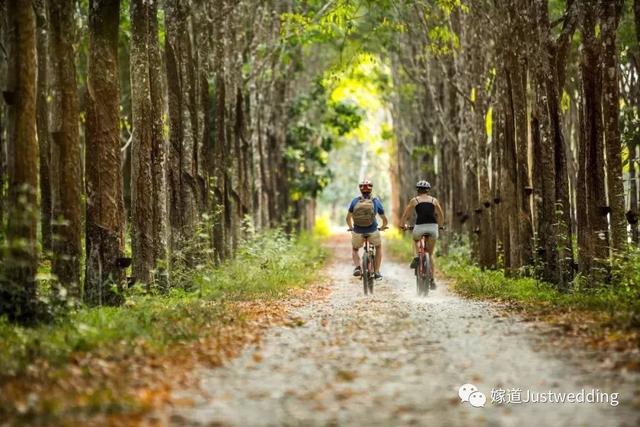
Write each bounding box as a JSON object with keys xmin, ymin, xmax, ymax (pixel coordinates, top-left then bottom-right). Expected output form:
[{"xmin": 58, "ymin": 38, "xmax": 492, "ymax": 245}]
[
  {"xmin": 422, "ymin": 254, "xmax": 431, "ymax": 296},
  {"xmin": 368, "ymin": 249, "xmax": 374, "ymax": 294}
]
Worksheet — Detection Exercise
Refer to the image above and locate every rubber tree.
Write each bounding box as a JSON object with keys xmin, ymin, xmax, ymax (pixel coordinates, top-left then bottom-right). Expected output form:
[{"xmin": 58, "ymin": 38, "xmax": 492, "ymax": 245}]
[
  {"xmin": 85, "ymin": 0, "xmax": 126, "ymax": 306},
  {"xmin": 0, "ymin": 1, "xmax": 40, "ymax": 323}
]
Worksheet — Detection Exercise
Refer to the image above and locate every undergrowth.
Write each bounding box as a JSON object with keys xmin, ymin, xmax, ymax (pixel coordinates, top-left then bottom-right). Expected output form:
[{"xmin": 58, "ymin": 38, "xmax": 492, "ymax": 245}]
[
  {"xmin": 384, "ymin": 230, "xmax": 640, "ymax": 331},
  {"xmin": 441, "ymin": 241, "xmax": 640, "ymax": 331},
  {"xmin": 0, "ymin": 229, "xmax": 327, "ymax": 378},
  {"xmin": 384, "ymin": 227, "xmax": 414, "ymax": 260}
]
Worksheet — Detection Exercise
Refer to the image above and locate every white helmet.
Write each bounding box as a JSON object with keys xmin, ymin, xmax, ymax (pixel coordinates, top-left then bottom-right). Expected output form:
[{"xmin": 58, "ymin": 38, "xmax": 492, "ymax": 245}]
[{"xmin": 416, "ymin": 180, "xmax": 431, "ymax": 190}]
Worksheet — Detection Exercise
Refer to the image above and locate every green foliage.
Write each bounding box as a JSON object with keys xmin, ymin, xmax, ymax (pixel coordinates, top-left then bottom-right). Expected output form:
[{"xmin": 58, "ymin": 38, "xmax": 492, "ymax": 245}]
[
  {"xmin": 167, "ymin": 212, "xmax": 217, "ymax": 292},
  {"xmin": 326, "ymin": 101, "xmax": 363, "ymax": 135},
  {"xmin": 412, "ymin": 145, "xmax": 436, "ymax": 162},
  {"xmin": 0, "ymin": 231, "xmax": 327, "ymax": 378},
  {"xmin": 485, "ymin": 106, "xmax": 493, "ymax": 138},
  {"xmin": 427, "ymin": 25, "xmax": 460, "ymax": 55},
  {"xmin": 620, "ymin": 95, "xmax": 639, "ymax": 154},
  {"xmin": 286, "ymin": 80, "xmax": 364, "ymax": 201},
  {"xmin": 384, "ymin": 228, "xmax": 414, "ymax": 260}
]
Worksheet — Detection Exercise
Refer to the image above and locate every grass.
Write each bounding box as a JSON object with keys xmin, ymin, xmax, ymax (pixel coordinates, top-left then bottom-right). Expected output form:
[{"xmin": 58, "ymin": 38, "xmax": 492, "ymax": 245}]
[
  {"xmin": 440, "ymin": 242, "xmax": 640, "ymax": 332},
  {"xmin": 0, "ymin": 230, "xmax": 328, "ymax": 379}
]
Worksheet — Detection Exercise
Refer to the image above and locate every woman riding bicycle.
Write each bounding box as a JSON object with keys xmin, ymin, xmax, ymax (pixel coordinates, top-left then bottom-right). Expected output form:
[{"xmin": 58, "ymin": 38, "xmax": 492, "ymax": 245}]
[{"xmin": 400, "ymin": 180, "xmax": 445, "ymax": 289}]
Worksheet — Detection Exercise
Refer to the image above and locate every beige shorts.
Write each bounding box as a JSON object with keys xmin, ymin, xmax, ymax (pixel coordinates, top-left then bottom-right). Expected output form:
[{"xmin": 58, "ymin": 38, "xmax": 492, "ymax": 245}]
[{"xmin": 351, "ymin": 230, "xmax": 381, "ymax": 249}]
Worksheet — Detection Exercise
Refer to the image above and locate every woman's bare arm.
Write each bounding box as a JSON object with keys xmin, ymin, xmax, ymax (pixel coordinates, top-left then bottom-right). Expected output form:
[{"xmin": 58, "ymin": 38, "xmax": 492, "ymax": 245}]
[
  {"xmin": 400, "ymin": 198, "xmax": 416, "ymax": 226},
  {"xmin": 434, "ymin": 199, "xmax": 445, "ymax": 227}
]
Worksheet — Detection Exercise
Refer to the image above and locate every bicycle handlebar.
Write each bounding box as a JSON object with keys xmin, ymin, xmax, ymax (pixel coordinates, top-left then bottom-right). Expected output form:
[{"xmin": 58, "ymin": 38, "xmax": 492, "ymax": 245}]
[
  {"xmin": 347, "ymin": 226, "xmax": 388, "ymax": 232},
  {"xmin": 401, "ymin": 225, "xmax": 446, "ymax": 231}
]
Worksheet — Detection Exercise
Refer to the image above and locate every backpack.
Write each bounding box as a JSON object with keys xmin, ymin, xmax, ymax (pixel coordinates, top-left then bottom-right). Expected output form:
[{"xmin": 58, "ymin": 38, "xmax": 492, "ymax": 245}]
[{"xmin": 352, "ymin": 197, "xmax": 376, "ymax": 227}]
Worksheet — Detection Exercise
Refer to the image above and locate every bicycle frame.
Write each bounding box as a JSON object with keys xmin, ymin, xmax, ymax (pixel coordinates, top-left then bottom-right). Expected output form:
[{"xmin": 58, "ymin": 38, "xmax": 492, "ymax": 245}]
[
  {"xmin": 361, "ymin": 235, "xmax": 376, "ymax": 295},
  {"xmin": 349, "ymin": 227, "xmax": 385, "ymax": 295},
  {"xmin": 417, "ymin": 235, "xmax": 427, "ymax": 276},
  {"xmin": 404, "ymin": 226, "xmax": 432, "ymax": 296}
]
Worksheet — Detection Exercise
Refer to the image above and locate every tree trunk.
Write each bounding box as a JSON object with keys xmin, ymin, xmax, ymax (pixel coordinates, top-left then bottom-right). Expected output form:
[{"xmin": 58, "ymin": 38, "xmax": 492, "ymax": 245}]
[
  {"xmin": 49, "ymin": 0, "xmax": 83, "ymax": 295},
  {"xmin": 579, "ymin": 2, "xmax": 609, "ymax": 282},
  {"xmin": 577, "ymin": 94, "xmax": 590, "ymax": 275},
  {"xmin": 550, "ymin": 0, "xmax": 577, "ymax": 286},
  {"xmin": 508, "ymin": 1, "xmax": 533, "ymax": 269},
  {"xmin": 493, "ymin": 0, "xmax": 525, "ymax": 274},
  {"xmin": 631, "ymin": 140, "xmax": 639, "ymax": 244},
  {"xmin": 1, "ymin": 0, "xmax": 40, "ymax": 323},
  {"xmin": 600, "ymin": 0, "xmax": 626, "ymax": 254},
  {"xmin": 0, "ymin": 1, "xmax": 5, "ymax": 228},
  {"xmin": 211, "ymin": 0, "xmax": 228, "ymax": 260},
  {"xmin": 85, "ymin": 0, "xmax": 126, "ymax": 306},
  {"xmin": 35, "ymin": 0, "xmax": 52, "ymax": 253},
  {"xmin": 165, "ymin": 0, "xmax": 199, "ymax": 263},
  {"xmin": 148, "ymin": 0, "xmax": 168, "ymax": 272},
  {"xmin": 531, "ymin": 0, "xmax": 566, "ymax": 285},
  {"xmin": 130, "ymin": 0, "xmax": 167, "ymax": 285},
  {"xmin": 634, "ymin": 0, "xmax": 640, "ymax": 242}
]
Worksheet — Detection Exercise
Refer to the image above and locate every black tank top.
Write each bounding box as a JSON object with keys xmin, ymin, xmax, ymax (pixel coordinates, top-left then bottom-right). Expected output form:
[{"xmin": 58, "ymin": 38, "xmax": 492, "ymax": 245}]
[{"xmin": 415, "ymin": 197, "xmax": 437, "ymax": 224}]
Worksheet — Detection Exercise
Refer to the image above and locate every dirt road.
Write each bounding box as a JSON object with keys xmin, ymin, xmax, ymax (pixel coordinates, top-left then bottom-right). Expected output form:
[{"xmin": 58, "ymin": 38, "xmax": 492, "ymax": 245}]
[{"xmin": 162, "ymin": 238, "xmax": 640, "ymax": 426}]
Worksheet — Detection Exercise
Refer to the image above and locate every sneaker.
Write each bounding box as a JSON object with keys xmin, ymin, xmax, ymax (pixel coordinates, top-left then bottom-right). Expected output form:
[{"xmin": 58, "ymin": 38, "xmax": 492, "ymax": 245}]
[
  {"xmin": 430, "ymin": 278, "xmax": 436, "ymax": 290},
  {"xmin": 374, "ymin": 272, "xmax": 383, "ymax": 280},
  {"xmin": 353, "ymin": 266, "xmax": 362, "ymax": 277},
  {"xmin": 409, "ymin": 257, "xmax": 418, "ymax": 269}
]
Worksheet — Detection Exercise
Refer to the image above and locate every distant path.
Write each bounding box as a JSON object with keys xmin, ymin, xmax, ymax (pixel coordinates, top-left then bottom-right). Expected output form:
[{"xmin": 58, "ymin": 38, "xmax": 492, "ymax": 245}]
[{"xmin": 162, "ymin": 236, "xmax": 640, "ymax": 426}]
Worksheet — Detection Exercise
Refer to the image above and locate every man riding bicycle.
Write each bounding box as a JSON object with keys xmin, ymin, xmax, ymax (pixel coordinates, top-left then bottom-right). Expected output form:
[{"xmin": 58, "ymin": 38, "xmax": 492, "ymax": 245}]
[
  {"xmin": 400, "ymin": 180, "xmax": 444, "ymax": 289},
  {"xmin": 346, "ymin": 179, "xmax": 389, "ymax": 280}
]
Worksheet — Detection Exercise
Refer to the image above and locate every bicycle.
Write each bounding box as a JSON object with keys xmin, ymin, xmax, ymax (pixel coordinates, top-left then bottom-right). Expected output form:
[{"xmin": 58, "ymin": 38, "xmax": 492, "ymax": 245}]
[
  {"xmin": 349, "ymin": 227, "xmax": 386, "ymax": 295},
  {"xmin": 403, "ymin": 226, "xmax": 432, "ymax": 297}
]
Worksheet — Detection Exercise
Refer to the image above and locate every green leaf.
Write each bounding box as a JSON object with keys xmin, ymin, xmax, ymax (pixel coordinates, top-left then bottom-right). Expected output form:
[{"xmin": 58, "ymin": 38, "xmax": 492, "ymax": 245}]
[{"xmin": 485, "ymin": 106, "xmax": 493, "ymax": 138}]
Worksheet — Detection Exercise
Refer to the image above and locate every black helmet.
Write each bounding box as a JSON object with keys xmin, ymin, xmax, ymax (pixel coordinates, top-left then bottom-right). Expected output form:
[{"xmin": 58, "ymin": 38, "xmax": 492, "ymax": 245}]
[{"xmin": 416, "ymin": 180, "xmax": 431, "ymax": 190}]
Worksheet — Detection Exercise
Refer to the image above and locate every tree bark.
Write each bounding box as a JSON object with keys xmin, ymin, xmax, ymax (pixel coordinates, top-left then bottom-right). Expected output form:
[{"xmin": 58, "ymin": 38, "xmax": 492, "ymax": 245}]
[
  {"xmin": 165, "ymin": 0, "xmax": 199, "ymax": 263},
  {"xmin": 34, "ymin": 0, "xmax": 52, "ymax": 253},
  {"xmin": 600, "ymin": 0, "xmax": 626, "ymax": 254},
  {"xmin": 85, "ymin": 0, "xmax": 126, "ymax": 306},
  {"xmin": 148, "ymin": 0, "xmax": 168, "ymax": 271},
  {"xmin": 531, "ymin": 0, "xmax": 568, "ymax": 285},
  {"xmin": 0, "ymin": 1, "xmax": 5, "ymax": 228},
  {"xmin": 631, "ymin": 0, "xmax": 640, "ymax": 244},
  {"xmin": 211, "ymin": 0, "xmax": 228, "ymax": 261},
  {"xmin": 1, "ymin": 0, "xmax": 40, "ymax": 323},
  {"xmin": 577, "ymin": 91, "xmax": 590, "ymax": 275},
  {"xmin": 550, "ymin": 0, "xmax": 577, "ymax": 285},
  {"xmin": 631, "ymin": 140, "xmax": 639, "ymax": 244},
  {"xmin": 130, "ymin": 0, "xmax": 167, "ymax": 285},
  {"xmin": 578, "ymin": 1, "xmax": 609, "ymax": 282},
  {"xmin": 508, "ymin": 0, "xmax": 533, "ymax": 268},
  {"xmin": 49, "ymin": 0, "xmax": 83, "ymax": 295}
]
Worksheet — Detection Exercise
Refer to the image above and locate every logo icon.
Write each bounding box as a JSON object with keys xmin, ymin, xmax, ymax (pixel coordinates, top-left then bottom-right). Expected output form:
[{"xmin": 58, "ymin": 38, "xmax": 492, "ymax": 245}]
[{"xmin": 459, "ymin": 383, "xmax": 486, "ymax": 408}]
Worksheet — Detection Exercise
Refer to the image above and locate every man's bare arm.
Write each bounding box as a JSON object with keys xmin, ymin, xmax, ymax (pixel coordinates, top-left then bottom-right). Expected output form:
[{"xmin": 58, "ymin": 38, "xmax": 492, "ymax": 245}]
[{"xmin": 346, "ymin": 212, "xmax": 354, "ymax": 229}]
